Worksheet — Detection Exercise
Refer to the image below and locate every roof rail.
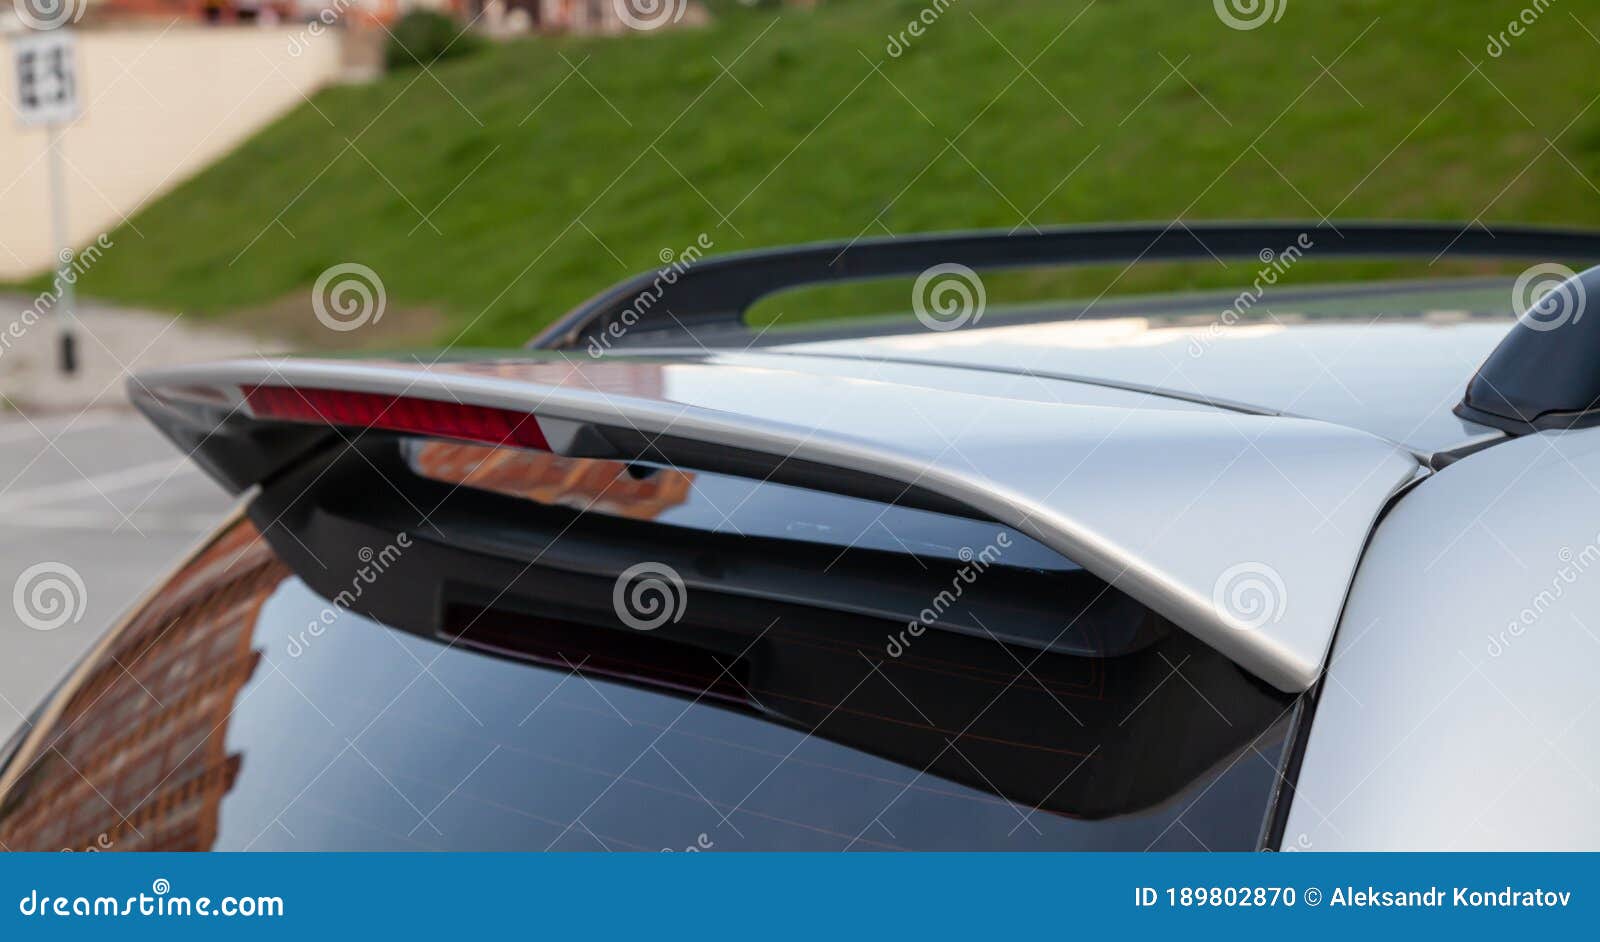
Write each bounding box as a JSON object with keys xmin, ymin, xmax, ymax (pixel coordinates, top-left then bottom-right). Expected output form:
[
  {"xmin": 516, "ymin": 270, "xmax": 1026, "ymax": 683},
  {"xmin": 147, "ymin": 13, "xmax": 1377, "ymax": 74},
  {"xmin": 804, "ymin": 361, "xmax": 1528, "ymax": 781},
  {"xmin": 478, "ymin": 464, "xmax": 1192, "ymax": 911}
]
[{"xmin": 532, "ymin": 221, "xmax": 1600, "ymax": 351}]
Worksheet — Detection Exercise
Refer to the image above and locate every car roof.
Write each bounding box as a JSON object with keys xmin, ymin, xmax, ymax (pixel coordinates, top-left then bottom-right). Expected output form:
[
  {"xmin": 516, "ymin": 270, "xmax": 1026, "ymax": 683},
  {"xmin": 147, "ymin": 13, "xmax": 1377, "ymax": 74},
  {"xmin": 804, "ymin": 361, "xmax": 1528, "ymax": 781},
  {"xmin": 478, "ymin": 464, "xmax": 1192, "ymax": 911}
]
[
  {"xmin": 537, "ymin": 221, "xmax": 1600, "ymax": 458},
  {"xmin": 759, "ymin": 313, "xmax": 1510, "ymax": 457}
]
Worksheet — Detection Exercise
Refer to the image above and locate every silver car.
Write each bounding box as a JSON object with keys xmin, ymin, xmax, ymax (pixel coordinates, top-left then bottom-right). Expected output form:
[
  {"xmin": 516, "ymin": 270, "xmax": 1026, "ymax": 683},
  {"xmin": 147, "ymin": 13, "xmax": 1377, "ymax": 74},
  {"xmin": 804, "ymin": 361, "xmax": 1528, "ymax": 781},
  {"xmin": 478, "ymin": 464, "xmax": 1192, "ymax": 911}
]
[{"xmin": 0, "ymin": 221, "xmax": 1593, "ymax": 851}]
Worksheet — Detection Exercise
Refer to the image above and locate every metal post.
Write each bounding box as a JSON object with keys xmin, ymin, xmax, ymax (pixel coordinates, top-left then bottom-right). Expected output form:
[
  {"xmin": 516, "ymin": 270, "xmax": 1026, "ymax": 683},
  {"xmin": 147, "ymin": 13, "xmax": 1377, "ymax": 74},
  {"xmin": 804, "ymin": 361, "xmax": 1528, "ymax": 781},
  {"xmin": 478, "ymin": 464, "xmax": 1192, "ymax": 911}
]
[{"xmin": 47, "ymin": 120, "xmax": 77, "ymax": 376}]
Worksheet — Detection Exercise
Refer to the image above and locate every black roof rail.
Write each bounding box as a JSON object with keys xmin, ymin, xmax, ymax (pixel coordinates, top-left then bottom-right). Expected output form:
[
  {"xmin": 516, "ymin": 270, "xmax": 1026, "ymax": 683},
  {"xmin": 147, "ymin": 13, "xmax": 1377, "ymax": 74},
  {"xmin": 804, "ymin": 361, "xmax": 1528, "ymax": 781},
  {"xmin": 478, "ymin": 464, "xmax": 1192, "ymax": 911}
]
[
  {"xmin": 1456, "ymin": 263, "xmax": 1600, "ymax": 433},
  {"xmin": 531, "ymin": 221, "xmax": 1600, "ymax": 351}
]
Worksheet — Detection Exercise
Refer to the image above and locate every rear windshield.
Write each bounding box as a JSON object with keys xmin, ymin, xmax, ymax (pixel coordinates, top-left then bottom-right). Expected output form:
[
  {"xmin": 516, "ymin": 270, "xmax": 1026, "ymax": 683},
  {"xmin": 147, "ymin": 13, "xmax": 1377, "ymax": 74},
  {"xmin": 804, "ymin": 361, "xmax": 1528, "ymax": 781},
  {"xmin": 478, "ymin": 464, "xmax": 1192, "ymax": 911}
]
[{"xmin": 0, "ymin": 465, "xmax": 1297, "ymax": 852}]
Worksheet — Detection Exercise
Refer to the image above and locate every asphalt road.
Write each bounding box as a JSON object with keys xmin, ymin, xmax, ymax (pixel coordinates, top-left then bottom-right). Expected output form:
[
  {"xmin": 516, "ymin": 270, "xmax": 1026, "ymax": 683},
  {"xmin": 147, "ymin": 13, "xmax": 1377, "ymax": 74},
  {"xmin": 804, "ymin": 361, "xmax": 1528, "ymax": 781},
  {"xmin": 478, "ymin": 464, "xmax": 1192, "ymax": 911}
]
[{"xmin": 0, "ymin": 411, "xmax": 236, "ymax": 745}]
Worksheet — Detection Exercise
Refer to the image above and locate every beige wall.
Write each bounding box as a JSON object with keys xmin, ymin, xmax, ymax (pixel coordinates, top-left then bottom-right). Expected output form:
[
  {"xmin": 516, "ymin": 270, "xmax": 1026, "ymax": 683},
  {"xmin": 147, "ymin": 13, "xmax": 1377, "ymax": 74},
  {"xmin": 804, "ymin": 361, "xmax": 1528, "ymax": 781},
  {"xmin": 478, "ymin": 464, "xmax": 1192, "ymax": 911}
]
[{"xmin": 0, "ymin": 25, "xmax": 343, "ymax": 279}]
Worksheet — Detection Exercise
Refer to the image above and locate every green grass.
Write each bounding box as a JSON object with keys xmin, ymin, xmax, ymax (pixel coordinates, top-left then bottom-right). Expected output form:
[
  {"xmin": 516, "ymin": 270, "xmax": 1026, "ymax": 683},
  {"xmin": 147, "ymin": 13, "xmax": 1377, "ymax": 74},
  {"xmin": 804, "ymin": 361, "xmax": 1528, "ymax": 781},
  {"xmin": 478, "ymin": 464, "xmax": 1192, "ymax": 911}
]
[{"xmin": 40, "ymin": 0, "xmax": 1600, "ymax": 345}]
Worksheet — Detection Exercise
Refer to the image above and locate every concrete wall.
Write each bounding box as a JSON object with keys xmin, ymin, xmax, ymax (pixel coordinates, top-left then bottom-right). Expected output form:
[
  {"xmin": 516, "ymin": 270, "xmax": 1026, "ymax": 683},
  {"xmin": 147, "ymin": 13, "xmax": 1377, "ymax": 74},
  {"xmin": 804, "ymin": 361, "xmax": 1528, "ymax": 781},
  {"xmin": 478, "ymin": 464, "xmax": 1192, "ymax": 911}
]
[{"xmin": 0, "ymin": 25, "xmax": 343, "ymax": 279}]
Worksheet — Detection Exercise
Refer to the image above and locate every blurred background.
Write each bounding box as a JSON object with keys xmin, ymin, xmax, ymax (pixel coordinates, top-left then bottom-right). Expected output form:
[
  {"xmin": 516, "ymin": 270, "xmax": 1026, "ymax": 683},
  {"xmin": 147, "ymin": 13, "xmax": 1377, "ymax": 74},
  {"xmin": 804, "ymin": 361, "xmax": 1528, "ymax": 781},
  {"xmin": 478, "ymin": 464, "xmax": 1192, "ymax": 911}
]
[{"xmin": 0, "ymin": 0, "xmax": 1594, "ymax": 737}]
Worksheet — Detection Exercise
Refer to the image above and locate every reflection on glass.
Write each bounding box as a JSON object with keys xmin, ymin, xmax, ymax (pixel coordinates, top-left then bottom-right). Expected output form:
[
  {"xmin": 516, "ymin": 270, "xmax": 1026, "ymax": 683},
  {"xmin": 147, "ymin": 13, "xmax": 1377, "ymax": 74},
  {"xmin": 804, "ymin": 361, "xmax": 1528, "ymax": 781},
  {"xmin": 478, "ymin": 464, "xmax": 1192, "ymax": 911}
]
[
  {"xmin": 0, "ymin": 520, "xmax": 1293, "ymax": 852},
  {"xmin": 0, "ymin": 525, "xmax": 274, "ymax": 851},
  {"xmin": 409, "ymin": 441, "xmax": 694, "ymax": 521}
]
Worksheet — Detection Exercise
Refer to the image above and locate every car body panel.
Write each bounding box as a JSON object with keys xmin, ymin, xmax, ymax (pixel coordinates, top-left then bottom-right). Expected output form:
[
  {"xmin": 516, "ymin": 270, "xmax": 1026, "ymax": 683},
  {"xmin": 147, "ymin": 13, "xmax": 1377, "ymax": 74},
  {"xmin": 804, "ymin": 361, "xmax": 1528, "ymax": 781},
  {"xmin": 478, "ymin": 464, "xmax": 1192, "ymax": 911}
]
[
  {"xmin": 646, "ymin": 350, "xmax": 1228, "ymax": 414},
  {"xmin": 771, "ymin": 316, "xmax": 1511, "ymax": 457},
  {"xmin": 1285, "ymin": 427, "xmax": 1600, "ymax": 849}
]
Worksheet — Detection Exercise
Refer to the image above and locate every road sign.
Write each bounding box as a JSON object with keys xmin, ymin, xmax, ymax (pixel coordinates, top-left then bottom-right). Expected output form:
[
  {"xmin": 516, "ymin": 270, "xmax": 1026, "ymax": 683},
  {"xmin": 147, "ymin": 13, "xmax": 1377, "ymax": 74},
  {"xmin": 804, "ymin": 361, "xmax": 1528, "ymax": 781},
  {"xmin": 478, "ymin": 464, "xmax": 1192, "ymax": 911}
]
[
  {"xmin": 8, "ymin": 27, "xmax": 82, "ymax": 375},
  {"xmin": 11, "ymin": 29, "xmax": 79, "ymax": 128}
]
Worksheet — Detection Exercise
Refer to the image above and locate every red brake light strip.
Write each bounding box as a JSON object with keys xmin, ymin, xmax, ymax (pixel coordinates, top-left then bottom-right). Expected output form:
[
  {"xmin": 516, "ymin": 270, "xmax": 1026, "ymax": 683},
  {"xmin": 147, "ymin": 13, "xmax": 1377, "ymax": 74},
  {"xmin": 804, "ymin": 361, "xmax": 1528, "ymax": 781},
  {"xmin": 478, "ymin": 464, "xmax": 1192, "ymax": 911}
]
[{"xmin": 242, "ymin": 385, "xmax": 550, "ymax": 451}]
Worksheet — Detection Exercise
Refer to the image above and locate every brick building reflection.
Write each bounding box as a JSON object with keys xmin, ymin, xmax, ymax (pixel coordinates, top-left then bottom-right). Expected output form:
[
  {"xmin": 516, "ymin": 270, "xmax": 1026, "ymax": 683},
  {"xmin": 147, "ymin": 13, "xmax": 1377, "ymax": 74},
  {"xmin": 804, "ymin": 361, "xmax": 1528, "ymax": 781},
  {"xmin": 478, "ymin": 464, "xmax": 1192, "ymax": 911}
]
[
  {"xmin": 408, "ymin": 358, "xmax": 694, "ymax": 518},
  {"xmin": 412, "ymin": 442, "xmax": 694, "ymax": 521},
  {"xmin": 0, "ymin": 525, "xmax": 283, "ymax": 852},
  {"xmin": 0, "ymin": 439, "xmax": 690, "ymax": 851}
]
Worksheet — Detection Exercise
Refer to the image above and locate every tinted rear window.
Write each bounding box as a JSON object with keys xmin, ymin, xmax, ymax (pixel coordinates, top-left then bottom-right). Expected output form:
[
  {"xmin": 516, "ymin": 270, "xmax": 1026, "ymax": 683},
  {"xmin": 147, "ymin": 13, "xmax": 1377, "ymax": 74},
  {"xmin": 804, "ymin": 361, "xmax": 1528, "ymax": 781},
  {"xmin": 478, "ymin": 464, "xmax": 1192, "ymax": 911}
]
[{"xmin": 0, "ymin": 509, "xmax": 1296, "ymax": 852}]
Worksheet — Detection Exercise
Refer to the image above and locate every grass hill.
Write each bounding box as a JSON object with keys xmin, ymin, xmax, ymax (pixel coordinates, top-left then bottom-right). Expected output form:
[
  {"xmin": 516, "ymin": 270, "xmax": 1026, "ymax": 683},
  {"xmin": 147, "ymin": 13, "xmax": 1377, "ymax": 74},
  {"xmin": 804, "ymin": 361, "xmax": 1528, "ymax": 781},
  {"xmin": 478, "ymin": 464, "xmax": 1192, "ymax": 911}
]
[{"xmin": 43, "ymin": 0, "xmax": 1600, "ymax": 346}]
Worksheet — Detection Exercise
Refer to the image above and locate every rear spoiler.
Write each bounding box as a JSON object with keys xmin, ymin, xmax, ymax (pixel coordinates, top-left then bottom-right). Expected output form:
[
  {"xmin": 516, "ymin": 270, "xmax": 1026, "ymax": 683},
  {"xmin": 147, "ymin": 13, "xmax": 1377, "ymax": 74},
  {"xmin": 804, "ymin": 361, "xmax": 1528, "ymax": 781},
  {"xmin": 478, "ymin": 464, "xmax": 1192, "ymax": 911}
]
[{"xmin": 131, "ymin": 354, "xmax": 1422, "ymax": 692}]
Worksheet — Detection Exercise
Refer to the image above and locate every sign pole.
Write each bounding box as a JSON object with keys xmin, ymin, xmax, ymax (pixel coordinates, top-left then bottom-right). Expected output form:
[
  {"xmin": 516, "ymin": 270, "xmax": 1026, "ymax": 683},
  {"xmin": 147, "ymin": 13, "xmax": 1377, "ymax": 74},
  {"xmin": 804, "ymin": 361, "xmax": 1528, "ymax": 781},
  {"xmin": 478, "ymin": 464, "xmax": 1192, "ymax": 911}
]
[{"xmin": 46, "ymin": 119, "xmax": 77, "ymax": 376}]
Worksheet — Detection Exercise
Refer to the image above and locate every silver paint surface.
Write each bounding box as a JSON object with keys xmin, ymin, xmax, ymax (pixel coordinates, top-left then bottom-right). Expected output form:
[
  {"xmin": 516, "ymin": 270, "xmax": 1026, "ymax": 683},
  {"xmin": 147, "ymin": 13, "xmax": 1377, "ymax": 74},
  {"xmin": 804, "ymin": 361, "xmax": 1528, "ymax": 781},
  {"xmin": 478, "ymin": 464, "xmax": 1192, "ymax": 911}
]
[
  {"xmin": 1287, "ymin": 427, "xmax": 1600, "ymax": 849},
  {"xmin": 772, "ymin": 316, "xmax": 1509, "ymax": 454}
]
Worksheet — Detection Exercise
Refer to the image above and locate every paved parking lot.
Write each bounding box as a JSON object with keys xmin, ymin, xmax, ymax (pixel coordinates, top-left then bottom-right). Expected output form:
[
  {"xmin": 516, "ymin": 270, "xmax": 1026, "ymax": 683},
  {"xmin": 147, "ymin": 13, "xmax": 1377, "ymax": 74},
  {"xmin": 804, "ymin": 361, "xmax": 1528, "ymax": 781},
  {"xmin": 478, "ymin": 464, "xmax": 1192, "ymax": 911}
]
[{"xmin": 0, "ymin": 411, "xmax": 236, "ymax": 744}]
